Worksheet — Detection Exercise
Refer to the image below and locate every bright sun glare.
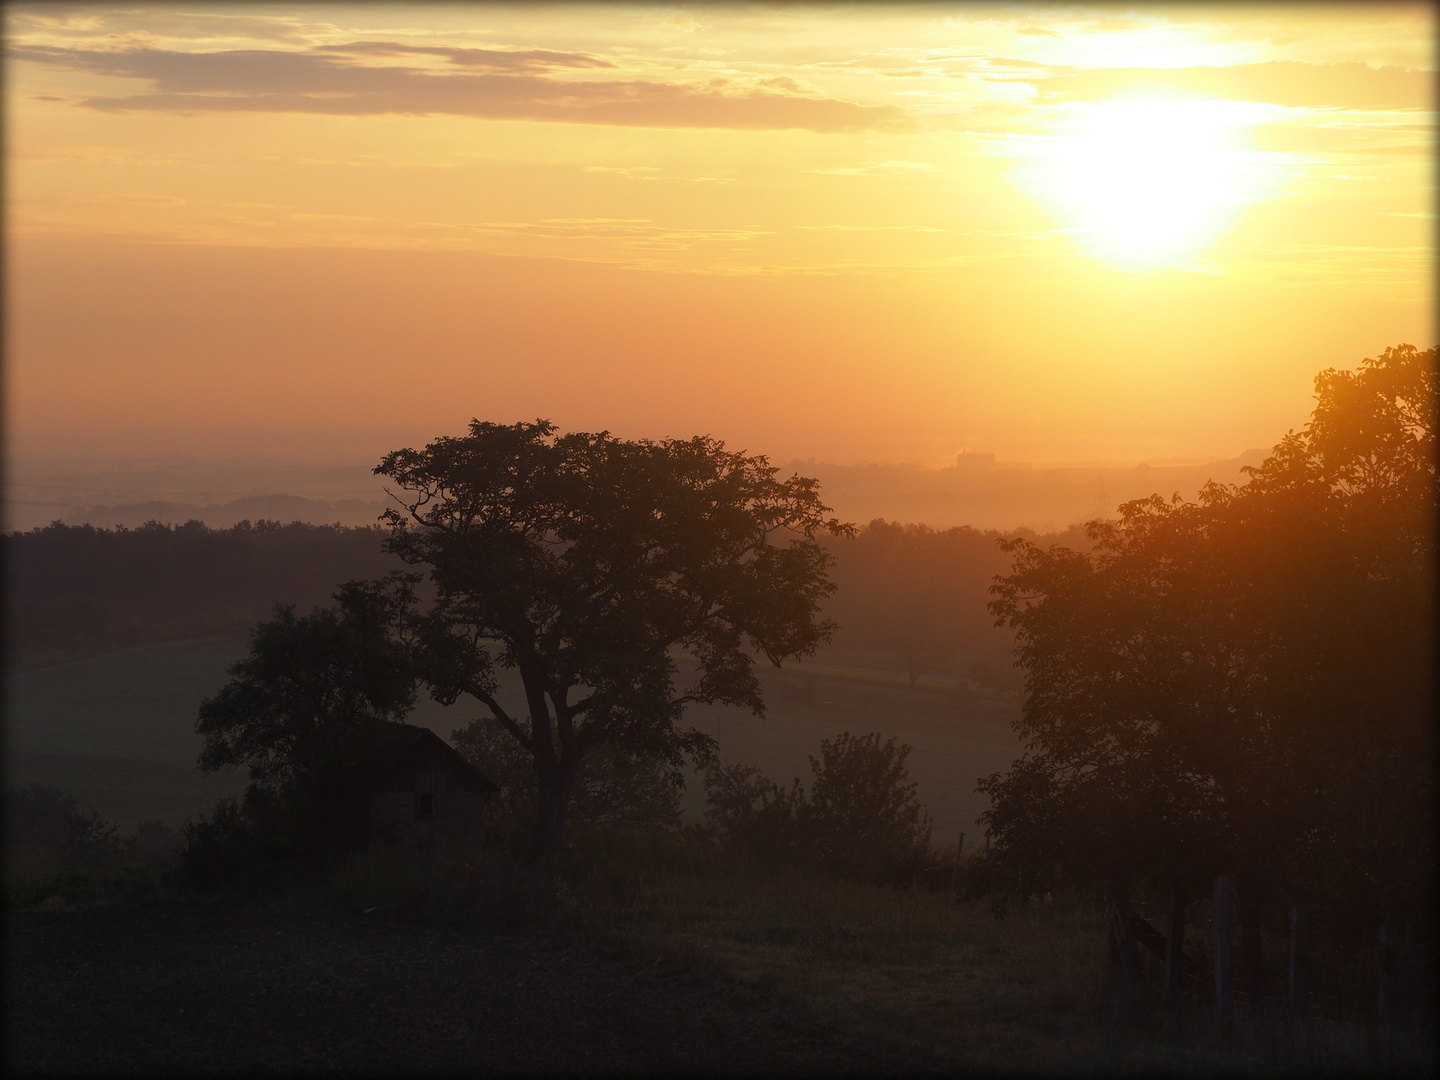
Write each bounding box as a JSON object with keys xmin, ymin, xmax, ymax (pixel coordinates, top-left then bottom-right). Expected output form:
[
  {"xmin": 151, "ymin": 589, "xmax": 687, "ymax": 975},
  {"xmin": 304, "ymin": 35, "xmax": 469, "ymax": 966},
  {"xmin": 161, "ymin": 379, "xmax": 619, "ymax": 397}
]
[{"xmin": 1013, "ymin": 92, "xmax": 1287, "ymax": 270}]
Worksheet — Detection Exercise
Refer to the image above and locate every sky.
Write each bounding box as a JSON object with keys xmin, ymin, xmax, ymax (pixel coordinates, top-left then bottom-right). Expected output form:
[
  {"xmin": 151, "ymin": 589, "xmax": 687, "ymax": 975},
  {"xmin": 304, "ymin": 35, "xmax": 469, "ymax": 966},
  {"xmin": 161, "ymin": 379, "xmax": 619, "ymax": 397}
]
[{"xmin": 5, "ymin": 3, "xmax": 1435, "ymax": 472}]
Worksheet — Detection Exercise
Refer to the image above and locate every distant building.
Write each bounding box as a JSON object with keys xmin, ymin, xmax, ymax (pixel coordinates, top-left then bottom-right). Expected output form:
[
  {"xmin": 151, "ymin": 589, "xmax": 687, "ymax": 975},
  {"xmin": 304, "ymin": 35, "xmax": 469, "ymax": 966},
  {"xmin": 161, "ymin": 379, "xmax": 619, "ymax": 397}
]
[
  {"xmin": 363, "ymin": 723, "xmax": 496, "ymax": 851},
  {"xmin": 955, "ymin": 451, "xmax": 996, "ymax": 468}
]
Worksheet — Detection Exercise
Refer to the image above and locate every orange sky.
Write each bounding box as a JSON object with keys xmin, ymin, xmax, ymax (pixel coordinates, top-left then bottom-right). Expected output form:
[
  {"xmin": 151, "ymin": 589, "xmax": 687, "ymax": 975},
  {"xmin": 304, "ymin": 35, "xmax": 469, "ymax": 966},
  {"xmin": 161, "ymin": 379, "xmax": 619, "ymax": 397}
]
[{"xmin": 5, "ymin": 4, "xmax": 1435, "ymax": 470}]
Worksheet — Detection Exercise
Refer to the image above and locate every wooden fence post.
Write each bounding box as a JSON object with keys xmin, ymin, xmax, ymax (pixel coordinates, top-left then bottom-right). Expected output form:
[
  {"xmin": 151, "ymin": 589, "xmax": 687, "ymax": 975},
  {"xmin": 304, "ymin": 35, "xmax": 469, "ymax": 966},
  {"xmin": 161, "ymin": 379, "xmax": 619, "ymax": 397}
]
[
  {"xmin": 1289, "ymin": 903, "xmax": 1308, "ymax": 1039},
  {"xmin": 948, "ymin": 832, "xmax": 965, "ymax": 892},
  {"xmin": 1163, "ymin": 891, "xmax": 1186, "ymax": 1008},
  {"xmin": 1378, "ymin": 916, "xmax": 1394, "ymax": 1022},
  {"xmin": 984, "ymin": 832, "xmax": 991, "ymax": 860},
  {"xmin": 1213, "ymin": 875, "xmax": 1233, "ymax": 1020},
  {"xmin": 1106, "ymin": 894, "xmax": 1141, "ymax": 987}
]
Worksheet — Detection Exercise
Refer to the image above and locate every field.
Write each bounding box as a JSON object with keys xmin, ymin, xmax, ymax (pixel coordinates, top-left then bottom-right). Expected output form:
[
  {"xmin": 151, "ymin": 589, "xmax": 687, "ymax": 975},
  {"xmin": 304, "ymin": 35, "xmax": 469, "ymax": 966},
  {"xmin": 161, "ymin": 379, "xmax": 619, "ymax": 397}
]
[
  {"xmin": 4, "ymin": 641, "xmax": 1022, "ymax": 841},
  {"xmin": 5, "ymin": 644, "xmax": 1428, "ymax": 1074}
]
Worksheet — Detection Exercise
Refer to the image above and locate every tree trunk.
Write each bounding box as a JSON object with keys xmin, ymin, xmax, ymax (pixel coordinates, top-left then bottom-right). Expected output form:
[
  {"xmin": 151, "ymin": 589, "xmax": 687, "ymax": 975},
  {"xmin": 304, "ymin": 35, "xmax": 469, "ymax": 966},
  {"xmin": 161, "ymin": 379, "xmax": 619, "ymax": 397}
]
[
  {"xmin": 529, "ymin": 760, "xmax": 573, "ymax": 857},
  {"xmin": 520, "ymin": 664, "xmax": 577, "ymax": 858},
  {"xmin": 1213, "ymin": 875, "xmax": 1233, "ymax": 1021}
]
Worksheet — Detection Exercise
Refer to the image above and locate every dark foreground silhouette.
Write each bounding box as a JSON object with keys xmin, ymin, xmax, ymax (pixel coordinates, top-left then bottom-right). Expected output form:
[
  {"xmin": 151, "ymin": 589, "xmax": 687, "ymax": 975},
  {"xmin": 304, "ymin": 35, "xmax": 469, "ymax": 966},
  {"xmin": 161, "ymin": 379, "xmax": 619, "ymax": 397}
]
[{"xmin": 4, "ymin": 903, "xmax": 908, "ymax": 1075}]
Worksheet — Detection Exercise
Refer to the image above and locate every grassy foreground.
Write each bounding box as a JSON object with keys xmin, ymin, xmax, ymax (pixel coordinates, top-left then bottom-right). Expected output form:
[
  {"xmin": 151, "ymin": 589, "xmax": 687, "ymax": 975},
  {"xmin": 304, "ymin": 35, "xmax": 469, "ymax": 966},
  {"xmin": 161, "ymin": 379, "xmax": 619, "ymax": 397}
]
[
  {"xmin": 6, "ymin": 823, "xmax": 1433, "ymax": 1074},
  {"xmin": 310, "ymin": 831, "xmax": 1431, "ymax": 1075}
]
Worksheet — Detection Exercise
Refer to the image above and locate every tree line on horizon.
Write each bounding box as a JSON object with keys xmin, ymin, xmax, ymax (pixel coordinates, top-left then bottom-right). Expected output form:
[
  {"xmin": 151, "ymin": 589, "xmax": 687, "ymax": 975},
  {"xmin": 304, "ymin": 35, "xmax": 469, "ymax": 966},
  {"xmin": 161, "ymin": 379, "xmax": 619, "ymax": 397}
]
[{"xmin": 3, "ymin": 507, "xmax": 1078, "ymax": 683}]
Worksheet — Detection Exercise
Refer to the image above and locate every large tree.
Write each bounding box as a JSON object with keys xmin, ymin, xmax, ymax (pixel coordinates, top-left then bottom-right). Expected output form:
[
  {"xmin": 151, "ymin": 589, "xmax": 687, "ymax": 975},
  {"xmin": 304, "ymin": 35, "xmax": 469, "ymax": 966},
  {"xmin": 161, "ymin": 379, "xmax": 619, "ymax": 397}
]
[
  {"xmin": 375, "ymin": 420, "xmax": 852, "ymax": 854},
  {"xmin": 977, "ymin": 344, "xmax": 1435, "ymax": 993}
]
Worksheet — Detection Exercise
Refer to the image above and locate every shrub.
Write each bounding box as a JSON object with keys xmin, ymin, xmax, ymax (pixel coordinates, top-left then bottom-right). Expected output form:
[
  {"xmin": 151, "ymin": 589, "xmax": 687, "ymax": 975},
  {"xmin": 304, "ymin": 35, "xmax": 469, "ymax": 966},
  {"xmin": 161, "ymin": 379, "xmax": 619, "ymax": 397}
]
[
  {"xmin": 3, "ymin": 785, "xmax": 182, "ymax": 906},
  {"xmin": 701, "ymin": 731, "xmax": 936, "ymax": 884},
  {"xmin": 804, "ymin": 731, "xmax": 935, "ymax": 882},
  {"xmin": 3, "ymin": 785, "xmax": 125, "ymax": 878},
  {"xmin": 700, "ymin": 761, "xmax": 806, "ymax": 868},
  {"xmin": 179, "ymin": 797, "xmax": 262, "ymax": 889}
]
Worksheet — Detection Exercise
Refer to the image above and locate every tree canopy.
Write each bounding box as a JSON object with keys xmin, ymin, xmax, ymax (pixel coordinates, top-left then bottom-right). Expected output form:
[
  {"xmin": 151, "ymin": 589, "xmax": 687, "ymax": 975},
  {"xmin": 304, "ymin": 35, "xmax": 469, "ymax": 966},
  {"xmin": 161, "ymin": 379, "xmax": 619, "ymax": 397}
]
[
  {"xmin": 375, "ymin": 419, "xmax": 853, "ymax": 854},
  {"xmin": 976, "ymin": 344, "xmax": 1435, "ymax": 976}
]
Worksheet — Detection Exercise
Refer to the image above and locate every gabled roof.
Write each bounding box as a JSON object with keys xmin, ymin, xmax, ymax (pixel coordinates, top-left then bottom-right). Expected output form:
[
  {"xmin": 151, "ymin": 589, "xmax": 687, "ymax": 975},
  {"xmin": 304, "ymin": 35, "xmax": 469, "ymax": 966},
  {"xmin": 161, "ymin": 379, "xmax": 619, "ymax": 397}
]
[{"xmin": 360, "ymin": 722, "xmax": 497, "ymax": 793}]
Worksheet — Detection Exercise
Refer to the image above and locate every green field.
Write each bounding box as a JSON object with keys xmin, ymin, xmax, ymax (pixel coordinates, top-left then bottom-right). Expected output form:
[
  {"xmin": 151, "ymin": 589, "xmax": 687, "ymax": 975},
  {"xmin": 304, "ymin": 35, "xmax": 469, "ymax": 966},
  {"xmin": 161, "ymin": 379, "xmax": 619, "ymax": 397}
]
[{"xmin": 5, "ymin": 642, "xmax": 1022, "ymax": 839}]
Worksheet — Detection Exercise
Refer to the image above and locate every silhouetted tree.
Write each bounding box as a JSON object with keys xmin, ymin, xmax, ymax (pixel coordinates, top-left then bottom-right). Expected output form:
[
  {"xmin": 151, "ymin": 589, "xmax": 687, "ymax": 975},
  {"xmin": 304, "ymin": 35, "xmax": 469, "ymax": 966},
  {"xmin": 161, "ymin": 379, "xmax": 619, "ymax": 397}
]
[
  {"xmin": 194, "ymin": 574, "xmax": 421, "ymax": 855},
  {"xmin": 977, "ymin": 497, "xmax": 1228, "ymax": 910},
  {"xmin": 976, "ymin": 344, "xmax": 1435, "ymax": 999},
  {"xmin": 375, "ymin": 420, "xmax": 852, "ymax": 855}
]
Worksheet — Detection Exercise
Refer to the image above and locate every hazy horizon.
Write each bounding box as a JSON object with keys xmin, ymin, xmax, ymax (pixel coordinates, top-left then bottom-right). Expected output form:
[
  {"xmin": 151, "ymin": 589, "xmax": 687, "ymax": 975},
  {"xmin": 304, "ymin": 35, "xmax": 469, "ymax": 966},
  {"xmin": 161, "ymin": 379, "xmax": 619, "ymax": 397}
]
[{"xmin": 5, "ymin": 444, "xmax": 1272, "ymax": 536}]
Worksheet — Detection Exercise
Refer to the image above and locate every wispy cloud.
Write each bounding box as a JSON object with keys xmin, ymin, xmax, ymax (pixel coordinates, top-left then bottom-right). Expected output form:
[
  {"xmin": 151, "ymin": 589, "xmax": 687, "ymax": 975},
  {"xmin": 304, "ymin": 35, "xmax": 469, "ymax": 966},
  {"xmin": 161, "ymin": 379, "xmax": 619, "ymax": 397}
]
[
  {"xmin": 312, "ymin": 41, "xmax": 615, "ymax": 72},
  {"xmin": 11, "ymin": 43, "xmax": 910, "ymax": 133}
]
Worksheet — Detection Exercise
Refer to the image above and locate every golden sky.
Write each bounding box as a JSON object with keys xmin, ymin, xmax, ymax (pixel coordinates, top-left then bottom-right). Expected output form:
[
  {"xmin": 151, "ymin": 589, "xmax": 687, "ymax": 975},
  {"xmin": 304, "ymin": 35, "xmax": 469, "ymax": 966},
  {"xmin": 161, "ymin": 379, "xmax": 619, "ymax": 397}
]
[{"xmin": 6, "ymin": 4, "xmax": 1435, "ymax": 468}]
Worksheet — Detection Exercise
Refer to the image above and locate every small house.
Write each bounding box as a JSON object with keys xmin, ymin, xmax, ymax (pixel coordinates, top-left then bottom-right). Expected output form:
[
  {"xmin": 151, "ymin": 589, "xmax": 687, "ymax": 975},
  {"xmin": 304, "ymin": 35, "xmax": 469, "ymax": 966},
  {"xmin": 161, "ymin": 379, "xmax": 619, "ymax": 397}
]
[{"xmin": 363, "ymin": 723, "xmax": 496, "ymax": 851}]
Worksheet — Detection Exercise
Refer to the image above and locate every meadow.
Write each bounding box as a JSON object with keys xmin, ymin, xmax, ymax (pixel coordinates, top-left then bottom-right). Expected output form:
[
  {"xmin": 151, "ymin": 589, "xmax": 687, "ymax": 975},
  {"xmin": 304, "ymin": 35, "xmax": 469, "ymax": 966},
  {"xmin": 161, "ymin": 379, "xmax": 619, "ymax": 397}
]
[
  {"xmin": 6, "ymin": 641, "xmax": 1429, "ymax": 1073},
  {"xmin": 4, "ymin": 640, "xmax": 1019, "ymax": 843}
]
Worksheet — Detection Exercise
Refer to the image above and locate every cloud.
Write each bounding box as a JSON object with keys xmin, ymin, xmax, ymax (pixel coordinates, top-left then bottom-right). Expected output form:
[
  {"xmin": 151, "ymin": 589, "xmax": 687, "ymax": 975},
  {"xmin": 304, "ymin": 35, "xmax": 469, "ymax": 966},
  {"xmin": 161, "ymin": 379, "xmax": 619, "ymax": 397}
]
[
  {"xmin": 313, "ymin": 41, "xmax": 614, "ymax": 72},
  {"xmin": 1016, "ymin": 27, "xmax": 1062, "ymax": 39},
  {"xmin": 1039, "ymin": 61, "xmax": 1433, "ymax": 110},
  {"xmin": 11, "ymin": 43, "xmax": 909, "ymax": 133}
]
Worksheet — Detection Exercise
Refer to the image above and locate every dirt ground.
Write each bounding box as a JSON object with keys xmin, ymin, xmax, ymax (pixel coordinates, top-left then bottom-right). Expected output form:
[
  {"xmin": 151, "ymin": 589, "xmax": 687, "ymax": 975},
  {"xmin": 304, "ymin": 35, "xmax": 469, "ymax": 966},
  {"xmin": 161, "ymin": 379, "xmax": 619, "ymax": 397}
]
[{"xmin": 4, "ymin": 902, "xmax": 929, "ymax": 1075}]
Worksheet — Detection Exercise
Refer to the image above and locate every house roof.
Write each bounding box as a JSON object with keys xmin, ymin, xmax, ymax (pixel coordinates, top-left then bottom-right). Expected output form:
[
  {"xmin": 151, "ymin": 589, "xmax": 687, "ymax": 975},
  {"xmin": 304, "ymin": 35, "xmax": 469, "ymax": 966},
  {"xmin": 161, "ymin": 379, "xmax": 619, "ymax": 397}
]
[{"xmin": 360, "ymin": 722, "xmax": 498, "ymax": 793}]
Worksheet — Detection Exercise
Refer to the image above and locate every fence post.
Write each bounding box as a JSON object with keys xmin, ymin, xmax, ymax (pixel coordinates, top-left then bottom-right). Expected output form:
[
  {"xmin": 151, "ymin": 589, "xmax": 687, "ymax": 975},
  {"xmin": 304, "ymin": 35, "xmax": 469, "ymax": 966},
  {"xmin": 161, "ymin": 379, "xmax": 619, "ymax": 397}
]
[
  {"xmin": 1289, "ymin": 903, "xmax": 1308, "ymax": 1040},
  {"xmin": 984, "ymin": 832, "xmax": 991, "ymax": 860},
  {"xmin": 1106, "ymin": 894, "xmax": 1141, "ymax": 987},
  {"xmin": 1163, "ymin": 891, "xmax": 1186, "ymax": 1008},
  {"xmin": 1213, "ymin": 875, "xmax": 1233, "ymax": 1021},
  {"xmin": 948, "ymin": 832, "xmax": 965, "ymax": 892},
  {"xmin": 1378, "ymin": 916, "xmax": 1394, "ymax": 1022}
]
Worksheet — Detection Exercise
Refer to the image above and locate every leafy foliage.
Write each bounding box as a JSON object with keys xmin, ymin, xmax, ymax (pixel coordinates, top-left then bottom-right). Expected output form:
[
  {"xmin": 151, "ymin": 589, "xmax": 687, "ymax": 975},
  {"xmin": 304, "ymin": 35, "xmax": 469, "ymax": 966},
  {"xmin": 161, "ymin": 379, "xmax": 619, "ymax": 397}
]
[{"xmin": 976, "ymin": 344, "xmax": 1435, "ymax": 942}]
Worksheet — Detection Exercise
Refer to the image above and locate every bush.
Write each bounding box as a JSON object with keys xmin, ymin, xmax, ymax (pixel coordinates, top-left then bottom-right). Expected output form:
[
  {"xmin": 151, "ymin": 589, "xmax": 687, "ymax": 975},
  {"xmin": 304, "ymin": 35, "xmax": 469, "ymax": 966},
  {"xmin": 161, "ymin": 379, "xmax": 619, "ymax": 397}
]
[
  {"xmin": 701, "ymin": 731, "xmax": 936, "ymax": 884},
  {"xmin": 3, "ymin": 785, "xmax": 121, "ymax": 879},
  {"xmin": 3, "ymin": 785, "xmax": 182, "ymax": 906},
  {"xmin": 700, "ymin": 761, "xmax": 806, "ymax": 868},
  {"xmin": 805, "ymin": 731, "xmax": 935, "ymax": 882},
  {"xmin": 179, "ymin": 797, "xmax": 262, "ymax": 889}
]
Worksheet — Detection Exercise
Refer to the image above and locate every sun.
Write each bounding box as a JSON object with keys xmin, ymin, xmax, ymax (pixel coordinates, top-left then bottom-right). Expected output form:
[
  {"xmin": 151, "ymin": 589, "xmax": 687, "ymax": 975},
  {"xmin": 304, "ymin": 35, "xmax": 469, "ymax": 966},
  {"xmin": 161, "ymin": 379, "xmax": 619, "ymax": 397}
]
[{"xmin": 1011, "ymin": 90, "xmax": 1287, "ymax": 270}]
